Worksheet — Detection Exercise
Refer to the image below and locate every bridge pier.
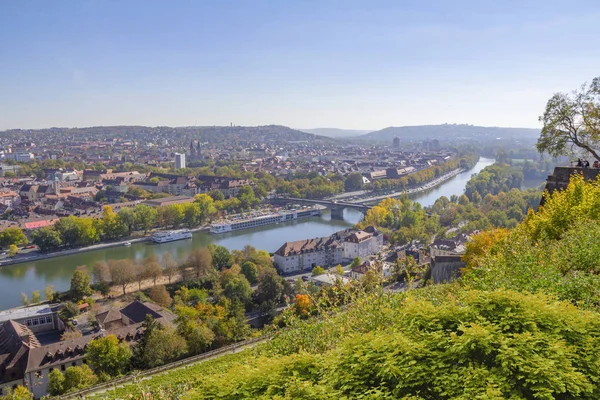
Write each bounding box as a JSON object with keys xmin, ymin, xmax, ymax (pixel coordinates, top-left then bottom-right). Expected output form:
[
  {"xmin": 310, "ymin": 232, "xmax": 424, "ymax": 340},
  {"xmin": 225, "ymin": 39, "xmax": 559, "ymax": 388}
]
[{"xmin": 330, "ymin": 205, "xmax": 345, "ymax": 220}]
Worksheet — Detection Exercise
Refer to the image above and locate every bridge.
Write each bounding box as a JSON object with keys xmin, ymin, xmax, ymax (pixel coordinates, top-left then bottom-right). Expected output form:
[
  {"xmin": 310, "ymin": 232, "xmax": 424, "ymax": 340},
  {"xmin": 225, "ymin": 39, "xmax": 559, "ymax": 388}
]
[{"xmin": 270, "ymin": 197, "xmax": 373, "ymax": 220}]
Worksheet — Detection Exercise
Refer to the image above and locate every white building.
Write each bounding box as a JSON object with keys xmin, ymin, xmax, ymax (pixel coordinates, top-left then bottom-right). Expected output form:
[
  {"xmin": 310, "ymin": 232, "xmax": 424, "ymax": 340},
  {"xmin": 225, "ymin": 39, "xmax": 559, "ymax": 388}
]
[
  {"xmin": 175, "ymin": 153, "xmax": 186, "ymax": 169},
  {"xmin": 274, "ymin": 235, "xmax": 343, "ymax": 274},
  {"xmin": 342, "ymin": 227, "xmax": 384, "ymax": 261}
]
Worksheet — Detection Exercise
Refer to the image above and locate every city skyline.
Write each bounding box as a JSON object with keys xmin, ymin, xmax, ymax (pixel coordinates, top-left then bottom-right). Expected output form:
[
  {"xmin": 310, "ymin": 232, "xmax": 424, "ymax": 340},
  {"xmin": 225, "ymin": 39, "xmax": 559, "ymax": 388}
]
[{"xmin": 2, "ymin": 0, "xmax": 600, "ymax": 130}]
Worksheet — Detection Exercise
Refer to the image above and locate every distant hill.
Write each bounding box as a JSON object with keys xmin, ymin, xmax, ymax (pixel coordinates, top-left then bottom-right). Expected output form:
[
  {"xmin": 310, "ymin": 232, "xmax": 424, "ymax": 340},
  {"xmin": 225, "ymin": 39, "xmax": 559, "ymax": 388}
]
[
  {"xmin": 299, "ymin": 128, "xmax": 373, "ymax": 138},
  {"xmin": 1, "ymin": 125, "xmax": 333, "ymax": 144},
  {"xmin": 360, "ymin": 124, "xmax": 540, "ymax": 142}
]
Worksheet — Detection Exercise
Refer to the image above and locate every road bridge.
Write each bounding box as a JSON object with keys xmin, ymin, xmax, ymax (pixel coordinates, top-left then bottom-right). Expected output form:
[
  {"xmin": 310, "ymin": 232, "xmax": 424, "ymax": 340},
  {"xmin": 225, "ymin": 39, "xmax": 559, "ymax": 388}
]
[{"xmin": 270, "ymin": 197, "xmax": 372, "ymax": 219}]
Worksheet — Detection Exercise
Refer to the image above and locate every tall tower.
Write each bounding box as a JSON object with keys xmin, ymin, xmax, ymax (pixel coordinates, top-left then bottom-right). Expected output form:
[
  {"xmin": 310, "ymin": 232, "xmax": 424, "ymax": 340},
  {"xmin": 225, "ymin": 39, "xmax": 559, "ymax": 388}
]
[
  {"xmin": 175, "ymin": 153, "xmax": 186, "ymax": 169},
  {"xmin": 189, "ymin": 140, "xmax": 197, "ymax": 160}
]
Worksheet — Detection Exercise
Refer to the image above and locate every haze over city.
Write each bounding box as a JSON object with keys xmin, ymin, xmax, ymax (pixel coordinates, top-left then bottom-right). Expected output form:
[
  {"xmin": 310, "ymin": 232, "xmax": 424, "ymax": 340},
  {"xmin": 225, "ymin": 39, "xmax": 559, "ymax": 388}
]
[{"xmin": 2, "ymin": 0, "xmax": 600, "ymax": 130}]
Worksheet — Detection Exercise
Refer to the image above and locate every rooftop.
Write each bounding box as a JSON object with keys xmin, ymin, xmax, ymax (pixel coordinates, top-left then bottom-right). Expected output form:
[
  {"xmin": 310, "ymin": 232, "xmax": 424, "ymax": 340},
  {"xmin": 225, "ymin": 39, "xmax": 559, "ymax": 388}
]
[{"xmin": 0, "ymin": 304, "xmax": 56, "ymax": 324}]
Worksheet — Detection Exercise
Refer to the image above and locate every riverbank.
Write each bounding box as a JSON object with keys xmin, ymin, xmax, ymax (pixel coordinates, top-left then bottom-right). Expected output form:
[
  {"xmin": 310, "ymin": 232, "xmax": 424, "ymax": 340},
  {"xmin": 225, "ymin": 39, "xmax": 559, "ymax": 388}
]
[
  {"xmin": 356, "ymin": 167, "xmax": 465, "ymax": 205},
  {"xmin": 0, "ymin": 224, "xmax": 211, "ymax": 268}
]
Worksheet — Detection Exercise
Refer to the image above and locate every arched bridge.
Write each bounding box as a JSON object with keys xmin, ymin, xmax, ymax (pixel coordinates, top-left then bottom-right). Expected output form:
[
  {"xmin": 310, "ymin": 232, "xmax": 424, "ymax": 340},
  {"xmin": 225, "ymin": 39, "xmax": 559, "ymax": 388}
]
[{"xmin": 270, "ymin": 197, "xmax": 372, "ymax": 220}]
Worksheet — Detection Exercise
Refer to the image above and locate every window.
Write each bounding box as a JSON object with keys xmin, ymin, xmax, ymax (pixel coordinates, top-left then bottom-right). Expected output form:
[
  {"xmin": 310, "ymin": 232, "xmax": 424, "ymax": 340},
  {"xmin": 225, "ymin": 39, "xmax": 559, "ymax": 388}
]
[
  {"xmin": 26, "ymin": 319, "xmax": 32, "ymax": 327},
  {"xmin": 60, "ymin": 365, "xmax": 65, "ymax": 371},
  {"xmin": 33, "ymin": 318, "xmax": 39, "ymax": 326},
  {"xmin": 46, "ymin": 316, "xmax": 53, "ymax": 324},
  {"xmin": 49, "ymin": 368, "xmax": 54, "ymax": 373},
  {"xmin": 72, "ymin": 362, "xmax": 77, "ymax": 367},
  {"xmin": 35, "ymin": 371, "xmax": 43, "ymax": 379}
]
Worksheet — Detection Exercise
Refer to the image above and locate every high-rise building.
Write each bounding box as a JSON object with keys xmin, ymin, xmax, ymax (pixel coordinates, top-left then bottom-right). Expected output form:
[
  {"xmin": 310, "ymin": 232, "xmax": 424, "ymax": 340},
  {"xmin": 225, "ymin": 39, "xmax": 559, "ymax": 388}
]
[
  {"xmin": 175, "ymin": 153, "xmax": 186, "ymax": 169},
  {"xmin": 393, "ymin": 137, "xmax": 400, "ymax": 148}
]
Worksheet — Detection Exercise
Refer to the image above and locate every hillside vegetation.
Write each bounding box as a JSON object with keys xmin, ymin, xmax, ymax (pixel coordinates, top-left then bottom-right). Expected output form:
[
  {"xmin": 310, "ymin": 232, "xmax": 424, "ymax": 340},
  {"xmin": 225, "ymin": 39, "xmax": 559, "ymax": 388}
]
[{"xmin": 89, "ymin": 173, "xmax": 600, "ymax": 400}]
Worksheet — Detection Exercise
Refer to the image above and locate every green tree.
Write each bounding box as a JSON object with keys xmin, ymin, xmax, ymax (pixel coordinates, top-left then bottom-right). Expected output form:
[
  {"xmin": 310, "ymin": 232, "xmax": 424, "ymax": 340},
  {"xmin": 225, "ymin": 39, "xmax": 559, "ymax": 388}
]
[
  {"xmin": 102, "ymin": 205, "xmax": 128, "ymax": 240},
  {"xmin": 311, "ymin": 266, "xmax": 325, "ymax": 276},
  {"xmin": 254, "ymin": 267, "xmax": 284, "ymax": 312},
  {"xmin": 70, "ymin": 269, "xmax": 93, "ymax": 301},
  {"xmin": 63, "ymin": 364, "xmax": 97, "ymax": 392},
  {"xmin": 30, "ymin": 290, "xmax": 41, "ymax": 304},
  {"xmin": 133, "ymin": 204, "xmax": 157, "ymax": 234},
  {"xmin": 21, "ymin": 292, "xmax": 29, "ymax": 306},
  {"xmin": 209, "ymin": 244, "xmax": 233, "ymax": 270},
  {"xmin": 344, "ymin": 172, "xmax": 364, "ymax": 192},
  {"xmin": 350, "ymin": 257, "xmax": 361, "ymax": 269},
  {"xmin": 44, "ymin": 285, "xmax": 55, "ymax": 301},
  {"xmin": 144, "ymin": 261, "xmax": 163, "ymax": 286},
  {"xmin": 134, "ymin": 324, "xmax": 187, "ymax": 369},
  {"xmin": 8, "ymin": 244, "xmax": 18, "ymax": 257},
  {"xmin": 537, "ymin": 77, "xmax": 600, "ymax": 161},
  {"xmin": 1, "ymin": 386, "xmax": 33, "ymax": 400},
  {"xmin": 85, "ymin": 334, "xmax": 132, "ymax": 377},
  {"xmin": 162, "ymin": 253, "xmax": 179, "ymax": 284},
  {"xmin": 117, "ymin": 207, "xmax": 136, "ymax": 236},
  {"xmin": 0, "ymin": 227, "xmax": 28, "ymax": 248},
  {"xmin": 59, "ymin": 301, "xmax": 79, "ymax": 320},
  {"xmin": 47, "ymin": 369, "xmax": 65, "ymax": 396},
  {"xmin": 30, "ymin": 227, "xmax": 62, "ymax": 252},
  {"xmin": 240, "ymin": 261, "xmax": 258, "ymax": 284},
  {"xmin": 221, "ymin": 270, "xmax": 253, "ymax": 306}
]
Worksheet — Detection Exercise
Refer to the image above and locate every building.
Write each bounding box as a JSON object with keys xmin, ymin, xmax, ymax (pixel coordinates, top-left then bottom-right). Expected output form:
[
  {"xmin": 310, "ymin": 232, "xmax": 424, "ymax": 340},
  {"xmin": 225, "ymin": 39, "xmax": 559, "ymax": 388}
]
[
  {"xmin": 0, "ymin": 191, "xmax": 21, "ymax": 208},
  {"xmin": 0, "ymin": 301, "xmax": 175, "ymax": 398},
  {"xmin": 429, "ymin": 232, "xmax": 471, "ymax": 258},
  {"xmin": 142, "ymin": 195, "xmax": 194, "ymax": 208},
  {"xmin": 175, "ymin": 153, "xmax": 186, "ymax": 169},
  {"xmin": 393, "ymin": 137, "xmax": 400, "ymax": 148},
  {"xmin": 350, "ymin": 260, "xmax": 392, "ymax": 280},
  {"xmin": 274, "ymin": 235, "xmax": 343, "ymax": 274},
  {"xmin": 197, "ymin": 176, "xmax": 255, "ymax": 198},
  {"xmin": 189, "ymin": 140, "xmax": 202, "ymax": 161},
  {"xmin": 0, "ymin": 165, "xmax": 22, "ymax": 177},
  {"xmin": 342, "ymin": 226, "xmax": 384, "ymax": 261}
]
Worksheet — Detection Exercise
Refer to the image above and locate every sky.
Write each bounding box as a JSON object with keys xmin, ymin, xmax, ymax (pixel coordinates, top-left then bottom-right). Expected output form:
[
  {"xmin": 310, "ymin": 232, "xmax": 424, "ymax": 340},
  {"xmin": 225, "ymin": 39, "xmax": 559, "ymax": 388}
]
[{"xmin": 1, "ymin": 0, "xmax": 599, "ymax": 131}]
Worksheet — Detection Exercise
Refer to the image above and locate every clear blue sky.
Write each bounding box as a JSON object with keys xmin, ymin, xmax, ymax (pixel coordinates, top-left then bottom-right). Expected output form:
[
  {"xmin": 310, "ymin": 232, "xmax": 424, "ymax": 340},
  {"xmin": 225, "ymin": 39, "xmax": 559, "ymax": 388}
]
[{"xmin": 1, "ymin": 0, "xmax": 599, "ymax": 130}]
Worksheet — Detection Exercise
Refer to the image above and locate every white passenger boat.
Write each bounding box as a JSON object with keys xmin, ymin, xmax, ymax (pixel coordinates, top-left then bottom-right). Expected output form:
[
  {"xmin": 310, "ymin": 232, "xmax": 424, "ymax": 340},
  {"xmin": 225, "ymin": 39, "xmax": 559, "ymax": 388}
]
[
  {"xmin": 210, "ymin": 207, "xmax": 321, "ymax": 234},
  {"xmin": 151, "ymin": 229, "xmax": 193, "ymax": 243}
]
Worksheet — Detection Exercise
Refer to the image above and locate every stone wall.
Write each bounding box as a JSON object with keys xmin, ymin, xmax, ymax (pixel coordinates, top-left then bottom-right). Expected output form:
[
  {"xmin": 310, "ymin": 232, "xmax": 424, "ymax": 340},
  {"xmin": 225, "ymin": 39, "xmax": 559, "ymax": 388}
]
[
  {"xmin": 541, "ymin": 167, "xmax": 600, "ymax": 206},
  {"xmin": 430, "ymin": 255, "xmax": 465, "ymax": 283}
]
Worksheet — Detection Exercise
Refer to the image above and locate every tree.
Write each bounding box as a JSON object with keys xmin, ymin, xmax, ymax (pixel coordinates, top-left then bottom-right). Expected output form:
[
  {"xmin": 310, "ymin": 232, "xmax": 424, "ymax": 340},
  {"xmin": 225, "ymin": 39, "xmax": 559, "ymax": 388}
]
[
  {"xmin": 1, "ymin": 386, "xmax": 33, "ymax": 400},
  {"xmin": 63, "ymin": 364, "xmax": 97, "ymax": 392},
  {"xmin": 149, "ymin": 285, "xmax": 172, "ymax": 308},
  {"xmin": 293, "ymin": 294, "xmax": 311, "ymax": 317},
  {"xmin": 312, "ymin": 266, "xmax": 325, "ymax": 276},
  {"xmin": 220, "ymin": 270, "xmax": 253, "ymax": 306},
  {"xmin": 134, "ymin": 324, "xmax": 186, "ymax": 369},
  {"xmin": 194, "ymin": 193, "xmax": 217, "ymax": 223},
  {"xmin": 91, "ymin": 261, "xmax": 111, "ymax": 285},
  {"xmin": 537, "ymin": 77, "xmax": 600, "ymax": 161},
  {"xmin": 0, "ymin": 227, "xmax": 28, "ymax": 248},
  {"xmin": 208, "ymin": 244, "xmax": 232, "ymax": 270},
  {"xmin": 117, "ymin": 207, "xmax": 136, "ymax": 236},
  {"xmin": 85, "ymin": 334, "xmax": 132, "ymax": 377},
  {"xmin": 61, "ymin": 328, "xmax": 83, "ymax": 341},
  {"xmin": 30, "ymin": 290, "xmax": 41, "ymax": 304},
  {"xmin": 59, "ymin": 301, "xmax": 79, "ymax": 320},
  {"xmin": 133, "ymin": 204, "xmax": 157, "ymax": 234},
  {"xmin": 240, "ymin": 261, "xmax": 258, "ymax": 284},
  {"xmin": 144, "ymin": 261, "xmax": 163, "ymax": 286},
  {"xmin": 21, "ymin": 293, "xmax": 29, "ymax": 306},
  {"xmin": 109, "ymin": 259, "xmax": 136, "ymax": 295},
  {"xmin": 8, "ymin": 244, "xmax": 18, "ymax": 257},
  {"xmin": 133, "ymin": 263, "xmax": 146, "ymax": 291},
  {"xmin": 102, "ymin": 205, "xmax": 128, "ymax": 240},
  {"xmin": 207, "ymin": 189, "xmax": 225, "ymax": 202},
  {"xmin": 70, "ymin": 269, "xmax": 93, "ymax": 301},
  {"xmin": 254, "ymin": 268, "xmax": 284, "ymax": 312},
  {"xmin": 162, "ymin": 253, "xmax": 179, "ymax": 284},
  {"xmin": 30, "ymin": 227, "xmax": 62, "ymax": 252},
  {"xmin": 344, "ymin": 172, "xmax": 364, "ymax": 192},
  {"xmin": 334, "ymin": 264, "xmax": 345, "ymax": 276},
  {"xmin": 47, "ymin": 368, "xmax": 65, "ymax": 396},
  {"xmin": 44, "ymin": 285, "xmax": 55, "ymax": 301},
  {"xmin": 350, "ymin": 257, "xmax": 361, "ymax": 269},
  {"xmin": 187, "ymin": 248, "xmax": 213, "ymax": 279}
]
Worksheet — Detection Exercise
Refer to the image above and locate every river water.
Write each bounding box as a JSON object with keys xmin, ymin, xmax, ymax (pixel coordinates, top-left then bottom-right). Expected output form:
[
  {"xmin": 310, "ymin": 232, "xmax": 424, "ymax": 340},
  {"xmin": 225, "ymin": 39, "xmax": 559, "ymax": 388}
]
[{"xmin": 0, "ymin": 158, "xmax": 494, "ymax": 309}]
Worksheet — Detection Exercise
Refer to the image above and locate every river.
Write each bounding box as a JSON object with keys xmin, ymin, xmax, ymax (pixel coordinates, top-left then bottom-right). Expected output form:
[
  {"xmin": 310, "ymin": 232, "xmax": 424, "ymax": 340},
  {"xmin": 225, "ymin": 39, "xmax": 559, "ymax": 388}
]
[{"xmin": 0, "ymin": 158, "xmax": 495, "ymax": 309}]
